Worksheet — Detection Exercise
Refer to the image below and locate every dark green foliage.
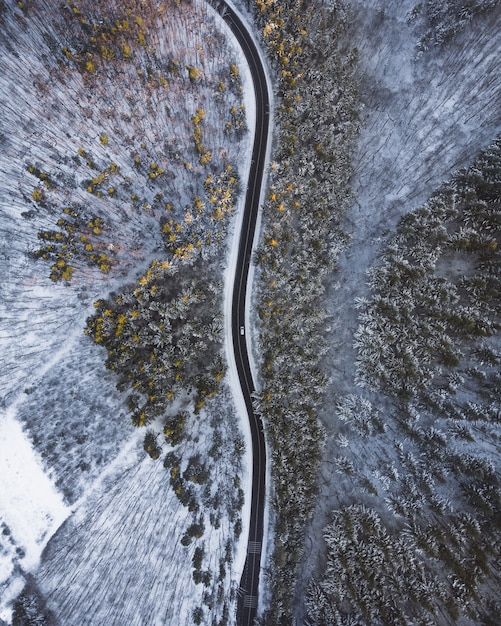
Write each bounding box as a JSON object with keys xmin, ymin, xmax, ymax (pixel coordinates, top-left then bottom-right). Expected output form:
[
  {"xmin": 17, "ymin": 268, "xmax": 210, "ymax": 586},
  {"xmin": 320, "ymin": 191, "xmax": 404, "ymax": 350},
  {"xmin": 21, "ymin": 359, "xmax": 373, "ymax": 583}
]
[
  {"xmin": 12, "ymin": 577, "xmax": 56, "ymax": 626},
  {"xmin": 193, "ymin": 568, "xmax": 212, "ymax": 586},
  {"xmin": 192, "ymin": 545, "xmax": 204, "ymax": 571},
  {"xmin": 33, "ymin": 203, "xmax": 113, "ymax": 281},
  {"xmin": 86, "ymin": 257, "xmax": 224, "ymax": 434},
  {"xmin": 233, "ymin": 518, "xmax": 241, "ymax": 538},
  {"xmin": 187, "ymin": 521, "xmax": 205, "ymax": 538},
  {"xmin": 163, "ymin": 450, "xmax": 180, "ymax": 469},
  {"xmin": 217, "ymin": 603, "xmax": 229, "ymax": 626},
  {"xmin": 181, "ymin": 520, "xmax": 205, "ymax": 546},
  {"xmin": 308, "ymin": 499, "xmax": 499, "ymax": 625},
  {"xmin": 356, "ymin": 136, "xmax": 501, "ymax": 399},
  {"xmin": 311, "ymin": 138, "xmax": 501, "ymax": 625},
  {"xmin": 192, "ymin": 607, "xmax": 203, "ymax": 625},
  {"xmin": 408, "ymin": 0, "xmax": 500, "ymax": 50},
  {"xmin": 183, "ymin": 454, "xmax": 209, "ymax": 484},
  {"xmin": 192, "ymin": 545, "xmax": 213, "ymax": 586},
  {"xmin": 163, "ymin": 411, "xmax": 188, "ymax": 446},
  {"xmin": 169, "ymin": 457, "xmax": 198, "ymax": 511},
  {"xmin": 143, "ymin": 430, "xmax": 161, "ymax": 460},
  {"xmin": 308, "ymin": 506, "xmax": 444, "ymax": 625},
  {"xmin": 254, "ymin": 1, "xmax": 360, "ymax": 622}
]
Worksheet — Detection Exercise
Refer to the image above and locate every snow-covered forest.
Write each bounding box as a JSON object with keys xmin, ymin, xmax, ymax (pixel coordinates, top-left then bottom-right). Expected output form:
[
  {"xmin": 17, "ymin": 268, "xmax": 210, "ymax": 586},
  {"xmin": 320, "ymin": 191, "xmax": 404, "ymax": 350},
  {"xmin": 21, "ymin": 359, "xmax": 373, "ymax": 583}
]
[
  {"xmin": 305, "ymin": 138, "xmax": 501, "ymax": 625},
  {"xmin": 1, "ymin": 0, "xmax": 500, "ymax": 623},
  {"xmin": 0, "ymin": 0, "xmax": 254, "ymax": 624},
  {"xmin": 209, "ymin": 0, "xmax": 498, "ymax": 622},
  {"xmin": 249, "ymin": 1, "xmax": 361, "ymax": 622},
  {"xmin": 282, "ymin": 1, "xmax": 501, "ymax": 625}
]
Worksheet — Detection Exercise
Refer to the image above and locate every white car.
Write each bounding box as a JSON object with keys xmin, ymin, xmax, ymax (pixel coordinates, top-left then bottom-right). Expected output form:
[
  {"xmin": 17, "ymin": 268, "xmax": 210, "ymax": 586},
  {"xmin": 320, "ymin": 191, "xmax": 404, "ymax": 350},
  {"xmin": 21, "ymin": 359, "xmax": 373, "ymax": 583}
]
[{"xmin": 240, "ymin": 326, "xmax": 245, "ymax": 336}]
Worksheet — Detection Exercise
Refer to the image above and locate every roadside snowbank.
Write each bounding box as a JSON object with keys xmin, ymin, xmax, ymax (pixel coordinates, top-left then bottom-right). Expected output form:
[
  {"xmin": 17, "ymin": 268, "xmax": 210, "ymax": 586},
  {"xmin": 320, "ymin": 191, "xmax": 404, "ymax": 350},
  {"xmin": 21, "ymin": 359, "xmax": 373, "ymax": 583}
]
[{"xmin": 221, "ymin": 0, "xmax": 275, "ymax": 613}]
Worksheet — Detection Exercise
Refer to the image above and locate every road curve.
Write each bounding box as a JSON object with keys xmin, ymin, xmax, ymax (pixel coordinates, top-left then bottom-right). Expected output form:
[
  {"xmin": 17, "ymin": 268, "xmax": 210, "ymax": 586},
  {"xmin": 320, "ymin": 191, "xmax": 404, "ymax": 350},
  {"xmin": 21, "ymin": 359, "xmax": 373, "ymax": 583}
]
[{"xmin": 211, "ymin": 1, "xmax": 271, "ymax": 623}]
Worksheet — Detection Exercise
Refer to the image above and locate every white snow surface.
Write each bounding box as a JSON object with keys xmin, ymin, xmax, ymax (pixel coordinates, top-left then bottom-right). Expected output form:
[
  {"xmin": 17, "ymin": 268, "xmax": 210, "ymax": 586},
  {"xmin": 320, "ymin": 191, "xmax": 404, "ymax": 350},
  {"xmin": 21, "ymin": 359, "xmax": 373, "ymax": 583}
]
[
  {"xmin": 37, "ymin": 441, "xmax": 198, "ymax": 626},
  {"xmin": 0, "ymin": 416, "xmax": 67, "ymax": 557},
  {"xmin": 0, "ymin": 409, "xmax": 70, "ymax": 621}
]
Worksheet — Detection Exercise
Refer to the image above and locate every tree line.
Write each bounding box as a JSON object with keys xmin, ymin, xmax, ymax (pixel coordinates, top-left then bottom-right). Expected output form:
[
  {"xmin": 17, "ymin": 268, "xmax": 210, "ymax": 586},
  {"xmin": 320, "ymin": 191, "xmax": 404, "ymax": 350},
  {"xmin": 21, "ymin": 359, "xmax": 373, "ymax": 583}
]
[{"xmin": 250, "ymin": 1, "xmax": 361, "ymax": 622}]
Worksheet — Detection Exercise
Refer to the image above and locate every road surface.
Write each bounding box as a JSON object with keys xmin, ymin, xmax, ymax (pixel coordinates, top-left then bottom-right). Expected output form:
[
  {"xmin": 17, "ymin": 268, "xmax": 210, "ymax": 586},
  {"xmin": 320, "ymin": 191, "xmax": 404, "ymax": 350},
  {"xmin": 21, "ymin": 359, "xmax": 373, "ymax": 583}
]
[{"xmin": 212, "ymin": 1, "xmax": 271, "ymax": 623}]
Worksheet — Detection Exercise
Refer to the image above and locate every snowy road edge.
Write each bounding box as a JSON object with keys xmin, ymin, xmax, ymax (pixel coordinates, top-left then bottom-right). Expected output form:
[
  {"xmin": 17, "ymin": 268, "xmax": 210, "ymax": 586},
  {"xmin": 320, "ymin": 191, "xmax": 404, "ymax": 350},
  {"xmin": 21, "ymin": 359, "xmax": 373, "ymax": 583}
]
[{"xmin": 217, "ymin": 0, "xmax": 274, "ymax": 613}]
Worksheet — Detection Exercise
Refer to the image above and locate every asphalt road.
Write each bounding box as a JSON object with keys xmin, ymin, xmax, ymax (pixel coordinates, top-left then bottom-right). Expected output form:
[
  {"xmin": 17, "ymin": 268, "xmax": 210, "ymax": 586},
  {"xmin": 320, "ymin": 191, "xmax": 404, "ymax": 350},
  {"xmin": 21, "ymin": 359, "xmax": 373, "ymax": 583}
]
[{"xmin": 212, "ymin": 2, "xmax": 271, "ymax": 623}]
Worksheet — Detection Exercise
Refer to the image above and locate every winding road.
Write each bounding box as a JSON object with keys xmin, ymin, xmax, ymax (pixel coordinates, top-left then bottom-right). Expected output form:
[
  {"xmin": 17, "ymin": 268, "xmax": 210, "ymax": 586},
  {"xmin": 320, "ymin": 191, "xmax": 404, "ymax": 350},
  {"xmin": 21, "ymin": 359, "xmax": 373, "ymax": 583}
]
[{"xmin": 212, "ymin": 1, "xmax": 271, "ymax": 623}]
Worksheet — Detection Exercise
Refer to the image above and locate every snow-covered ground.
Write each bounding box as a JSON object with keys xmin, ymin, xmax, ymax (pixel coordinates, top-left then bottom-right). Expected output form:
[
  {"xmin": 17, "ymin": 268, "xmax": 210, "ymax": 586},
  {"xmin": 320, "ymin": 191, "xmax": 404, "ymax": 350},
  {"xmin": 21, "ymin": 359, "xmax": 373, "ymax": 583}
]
[
  {"xmin": 35, "ymin": 390, "xmax": 243, "ymax": 626},
  {"xmin": 293, "ymin": 0, "xmax": 501, "ymax": 619},
  {"xmin": 5, "ymin": 0, "xmax": 499, "ymax": 621},
  {"xmin": 0, "ymin": 0, "xmax": 261, "ymax": 623},
  {"xmin": 0, "ymin": 410, "xmax": 69, "ymax": 620}
]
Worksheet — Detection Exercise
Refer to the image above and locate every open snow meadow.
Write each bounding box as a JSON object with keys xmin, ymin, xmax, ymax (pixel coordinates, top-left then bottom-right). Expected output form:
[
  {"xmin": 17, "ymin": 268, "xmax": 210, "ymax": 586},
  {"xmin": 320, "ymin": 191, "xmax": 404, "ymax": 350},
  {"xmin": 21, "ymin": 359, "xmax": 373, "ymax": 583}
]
[{"xmin": 1, "ymin": 0, "xmax": 500, "ymax": 625}]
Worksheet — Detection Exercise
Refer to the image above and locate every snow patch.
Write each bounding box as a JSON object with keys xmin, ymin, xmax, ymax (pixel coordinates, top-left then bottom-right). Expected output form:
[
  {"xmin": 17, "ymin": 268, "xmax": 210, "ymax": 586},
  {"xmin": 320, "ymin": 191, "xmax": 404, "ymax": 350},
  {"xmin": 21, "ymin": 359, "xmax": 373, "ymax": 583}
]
[{"xmin": 0, "ymin": 407, "xmax": 69, "ymax": 620}]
